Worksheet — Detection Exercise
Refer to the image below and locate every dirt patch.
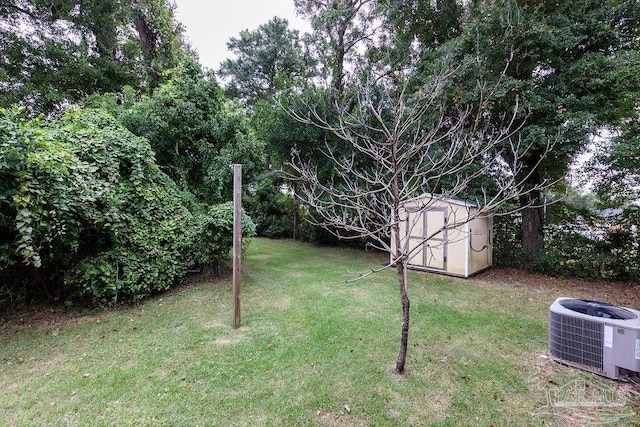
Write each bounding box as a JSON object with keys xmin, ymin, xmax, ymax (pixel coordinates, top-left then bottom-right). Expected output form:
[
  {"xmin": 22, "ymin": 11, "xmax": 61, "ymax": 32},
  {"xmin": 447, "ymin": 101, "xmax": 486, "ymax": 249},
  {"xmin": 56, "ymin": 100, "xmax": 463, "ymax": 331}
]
[
  {"xmin": 314, "ymin": 407, "xmax": 359, "ymax": 426},
  {"xmin": 0, "ymin": 306, "xmax": 106, "ymax": 335},
  {"xmin": 528, "ymin": 353, "xmax": 640, "ymax": 425},
  {"xmin": 250, "ymin": 254, "xmax": 273, "ymax": 260},
  {"xmin": 201, "ymin": 320, "xmax": 227, "ymax": 330},
  {"xmin": 274, "ymin": 296, "xmax": 292, "ymax": 311},
  {"xmin": 474, "ymin": 267, "xmax": 640, "ymax": 308},
  {"xmin": 214, "ymin": 337, "xmax": 239, "ymax": 346}
]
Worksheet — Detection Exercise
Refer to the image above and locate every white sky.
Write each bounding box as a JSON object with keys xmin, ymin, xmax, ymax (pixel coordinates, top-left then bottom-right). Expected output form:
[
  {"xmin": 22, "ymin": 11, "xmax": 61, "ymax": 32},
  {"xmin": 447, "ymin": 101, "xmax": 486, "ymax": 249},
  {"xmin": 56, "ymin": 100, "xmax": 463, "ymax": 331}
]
[{"xmin": 173, "ymin": 0, "xmax": 311, "ymax": 72}]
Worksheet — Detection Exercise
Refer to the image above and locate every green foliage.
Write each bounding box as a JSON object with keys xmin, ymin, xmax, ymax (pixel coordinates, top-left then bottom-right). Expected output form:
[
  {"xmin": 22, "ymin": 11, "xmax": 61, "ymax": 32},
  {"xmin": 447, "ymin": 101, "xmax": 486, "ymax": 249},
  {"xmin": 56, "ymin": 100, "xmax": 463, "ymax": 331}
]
[
  {"xmin": 492, "ymin": 214, "xmax": 526, "ymax": 269},
  {"xmin": 0, "ymin": 106, "xmax": 103, "ymax": 270},
  {"xmin": 245, "ymin": 173, "xmax": 294, "ymax": 238},
  {"xmin": 425, "ymin": 0, "xmax": 640, "ymax": 261},
  {"xmin": 67, "ymin": 199, "xmax": 256, "ymax": 304},
  {"xmin": 93, "ymin": 58, "xmax": 266, "ymax": 205},
  {"xmin": 494, "ymin": 204, "xmax": 640, "ymax": 282},
  {"xmin": 198, "ymin": 202, "xmax": 256, "ymax": 261},
  {"xmin": 294, "ymin": 0, "xmax": 377, "ymax": 92},
  {"xmin": 376, "ymin": 0, "xmax": 462, "ymax": 67},
  {"xmin": 219, "ymin": 17, "xmax": 312, "ymax": 106},
  {"xmin": 0, "ymin": 106, "xmax": 255, "ymax": 305},
  {"xmin": 534, "ymin": 225, "xmax": 640, "ymax": 282},
  {"xmin": 0, "ymin": 0, "xmax": 185, "ymax": 114},
  {"xmin": 253, "ymin": 95, "xmax": 328, "ymax": 170},
  {"xmin": 298, "ymin": 221, "xmax": 349, "ymax": 247},
  {"xmin": 129, "ymin": 0, "xmax": 186, "ymax": 86}
]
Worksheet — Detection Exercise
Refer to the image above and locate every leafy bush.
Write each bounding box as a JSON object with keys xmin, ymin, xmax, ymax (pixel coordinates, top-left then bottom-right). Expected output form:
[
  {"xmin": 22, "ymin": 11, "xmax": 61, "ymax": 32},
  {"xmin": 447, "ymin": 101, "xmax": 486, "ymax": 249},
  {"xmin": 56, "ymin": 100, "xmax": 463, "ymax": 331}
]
[
  {"xmin": 494, "ymin": 210, "xmax": 640, "ymax": 282},
  {"xmin": 0, "ymin": 107, "xmax": 255, "ymax": 305},
  {"xmin": 298, "ymin": 214, "xmax": 369, "ymax": 248},
  {"xmin": 245, "ymin": 172, "xmax": 294, "ymax": 238},
  {"xmin": 535, "ymin": 224, "xmax": 640, "ymax": 281},
  {"xmin": 193, "ymin": 202, "xmax": 256, "ymax": 265},
  {"xmin": 492, "ymin": 214, "xmax": 526, "ymax": 268},
  {"xmin": 87, "ymin": 59, "xmax": 266, "ymax": 205}
]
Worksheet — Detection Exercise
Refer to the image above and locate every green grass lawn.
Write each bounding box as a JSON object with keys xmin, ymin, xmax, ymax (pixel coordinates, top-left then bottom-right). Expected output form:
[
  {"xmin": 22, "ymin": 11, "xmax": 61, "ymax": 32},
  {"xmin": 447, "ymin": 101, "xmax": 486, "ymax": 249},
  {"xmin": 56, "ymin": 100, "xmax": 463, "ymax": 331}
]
[{"xmin": 1, "ymin": 238, "xmax": 638, "ymax": 426}]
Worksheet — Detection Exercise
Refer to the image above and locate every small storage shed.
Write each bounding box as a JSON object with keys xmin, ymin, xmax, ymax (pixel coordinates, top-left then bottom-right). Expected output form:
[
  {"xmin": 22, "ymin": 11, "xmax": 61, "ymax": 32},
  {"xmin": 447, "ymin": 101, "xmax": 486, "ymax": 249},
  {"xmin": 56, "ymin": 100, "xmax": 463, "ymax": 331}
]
[{"xmin": 396, "ymin": 194, "xmax": 493, "ymax": 278}]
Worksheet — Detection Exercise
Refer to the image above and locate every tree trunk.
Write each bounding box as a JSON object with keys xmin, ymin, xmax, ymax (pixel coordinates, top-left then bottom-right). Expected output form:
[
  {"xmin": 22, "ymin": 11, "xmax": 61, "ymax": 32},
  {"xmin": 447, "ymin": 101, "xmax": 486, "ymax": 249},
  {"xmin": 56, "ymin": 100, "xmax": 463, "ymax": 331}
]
[
  {"xmin": 390, "ymin": 136, "xmax": 409, "ymax": 374},
  {"xmin": 395, "ymin": 260, "xmax": 410, "ymax": 374},
  {"xmin": 132, "ymin": 1, "xmax": 159, "ymax": 86},
  {"xmin": 331, "ymin": 22, "xmax": 346, "ymax": 94},
  {"xmin": 521, "ymin": 189, "xmax": 544, "ymax": 263},
  {"xmin": 333, "ymin": 43, "xmax": 345, "ymax": 94},
  {"xmin": 518, "ymin": 152, "xmax": 545, "ymax": 263}
]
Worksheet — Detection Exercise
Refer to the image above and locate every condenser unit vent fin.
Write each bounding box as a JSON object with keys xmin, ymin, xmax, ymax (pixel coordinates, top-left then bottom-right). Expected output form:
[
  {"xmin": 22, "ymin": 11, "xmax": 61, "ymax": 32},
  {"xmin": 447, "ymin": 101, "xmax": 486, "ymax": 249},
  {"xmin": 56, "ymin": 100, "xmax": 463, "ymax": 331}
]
[{"xmin": 549, "ymin": 311, "xmax": 604, "ymax": 371}]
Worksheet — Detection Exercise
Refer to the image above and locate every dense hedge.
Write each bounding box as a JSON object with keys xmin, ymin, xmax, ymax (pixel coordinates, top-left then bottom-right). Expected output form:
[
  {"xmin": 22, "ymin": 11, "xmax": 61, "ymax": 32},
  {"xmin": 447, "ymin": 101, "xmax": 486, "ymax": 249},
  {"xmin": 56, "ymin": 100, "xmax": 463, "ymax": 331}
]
[
  {"xmin": 493, "ymin": 213, "xmax": 640, "ymax": 282},
  {"xmin": 0, "ymin": 107, "xmax": 255, "ymax": 305}
]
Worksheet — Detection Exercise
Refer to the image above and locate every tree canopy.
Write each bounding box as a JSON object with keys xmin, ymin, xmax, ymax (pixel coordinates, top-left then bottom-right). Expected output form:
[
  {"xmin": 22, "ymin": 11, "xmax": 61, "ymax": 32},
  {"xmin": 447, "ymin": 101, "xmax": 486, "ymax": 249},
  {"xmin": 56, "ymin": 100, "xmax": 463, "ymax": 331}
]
[
  {"xmin": 218, "ymin": 17, "xmax": 313, "ymax": 106},
  {"xmin": 473, "ymin": 0, "xmax": 640, "ymax": 260},
  {"xmin": 0, "ymin": 0, "xmax": 185, "ymax": 114},
  {"xmin": 2, "ymin": 0, "xmax": 639, "ymax": 311},
  {"xmin": 86, "ymin": 58, "xmax": 266, "ymax": 205}
]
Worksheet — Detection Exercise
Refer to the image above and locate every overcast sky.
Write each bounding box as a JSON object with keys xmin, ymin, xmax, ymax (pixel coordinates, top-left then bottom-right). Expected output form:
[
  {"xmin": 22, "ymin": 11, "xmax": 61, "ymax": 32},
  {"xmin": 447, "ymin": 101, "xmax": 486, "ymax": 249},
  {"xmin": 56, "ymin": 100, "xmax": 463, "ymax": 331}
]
[{"xmin": 173, "ymin": 0, "xmax": 311, "ymax": 72}]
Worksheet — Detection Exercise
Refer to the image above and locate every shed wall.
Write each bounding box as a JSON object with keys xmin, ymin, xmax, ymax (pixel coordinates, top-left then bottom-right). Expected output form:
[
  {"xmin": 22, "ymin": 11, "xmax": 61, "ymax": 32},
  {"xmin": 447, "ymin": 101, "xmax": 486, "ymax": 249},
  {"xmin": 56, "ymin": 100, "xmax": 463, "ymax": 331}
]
[
  {"xmin": 467, "ymin": 215, "xmax": 492, "ymax": 276},
  {"xmin": 398, "ymin": 196, "xmax": 492, "ymax": 278}
]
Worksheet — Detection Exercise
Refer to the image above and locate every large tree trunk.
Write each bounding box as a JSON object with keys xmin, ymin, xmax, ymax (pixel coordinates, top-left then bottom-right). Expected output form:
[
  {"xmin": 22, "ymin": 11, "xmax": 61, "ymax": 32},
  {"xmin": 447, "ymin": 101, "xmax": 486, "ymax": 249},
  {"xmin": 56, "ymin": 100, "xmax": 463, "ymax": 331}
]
[
  {"xmin": 332, "ymin": 37, "xmax": 345, "ymax": 94},
  {"xmin": 518, "ymin": 152, "xmax": 545, "ymax": 263},
  {"xmin": 520, "ymin": 164, "xmax": 544, "ymax": 263},
  {"xmin": 132, "ymin": 0, "xmax": 159, "ymax": 86},
  {"xmin": 521, "ymin": 196, "xmax": 544, "ymax": 262},
  {"xmin": 395, "ymin": 259, "xmax": 410, "ymax": 374}
]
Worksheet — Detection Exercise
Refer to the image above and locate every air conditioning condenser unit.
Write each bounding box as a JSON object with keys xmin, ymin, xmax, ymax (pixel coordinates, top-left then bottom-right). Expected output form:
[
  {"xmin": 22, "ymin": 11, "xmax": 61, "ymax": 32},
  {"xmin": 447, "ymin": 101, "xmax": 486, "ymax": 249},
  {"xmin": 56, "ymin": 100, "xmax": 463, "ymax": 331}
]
[{"xmin": 549, "ymin": 297, "xmax": 640, "ymax": 379}]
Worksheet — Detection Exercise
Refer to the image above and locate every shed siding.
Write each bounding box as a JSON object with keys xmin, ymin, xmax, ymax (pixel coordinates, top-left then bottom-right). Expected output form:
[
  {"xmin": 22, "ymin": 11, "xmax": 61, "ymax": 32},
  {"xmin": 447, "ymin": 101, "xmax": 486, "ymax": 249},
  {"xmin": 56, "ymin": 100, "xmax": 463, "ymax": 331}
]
[
  {"xmin": 398, "ymin": 195, "xmax": 492, "ymax": 278},
  {"xmin": 445, "ymin": 204, "xmax": 468, "ymax": 276},
  {"xmin": 468, "ymin": 215, "xmax": 492, "ymax": 275}
]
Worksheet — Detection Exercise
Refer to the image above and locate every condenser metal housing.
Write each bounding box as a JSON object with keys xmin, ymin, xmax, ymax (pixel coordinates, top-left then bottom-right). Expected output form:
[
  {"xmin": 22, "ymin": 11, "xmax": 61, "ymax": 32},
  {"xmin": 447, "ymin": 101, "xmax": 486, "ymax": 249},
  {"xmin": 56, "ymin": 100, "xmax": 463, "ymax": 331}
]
[{"xmin": 549, "ymin": 297, "xmax": 640, "ymax": 379}]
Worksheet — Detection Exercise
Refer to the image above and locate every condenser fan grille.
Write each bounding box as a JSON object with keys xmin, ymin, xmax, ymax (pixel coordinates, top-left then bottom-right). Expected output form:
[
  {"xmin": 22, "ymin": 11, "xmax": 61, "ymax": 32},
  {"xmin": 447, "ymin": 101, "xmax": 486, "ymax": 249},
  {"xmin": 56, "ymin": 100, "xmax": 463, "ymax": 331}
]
[{"xmin": 549, "ymin": 311, "xmax": 603, "ymax": 371}]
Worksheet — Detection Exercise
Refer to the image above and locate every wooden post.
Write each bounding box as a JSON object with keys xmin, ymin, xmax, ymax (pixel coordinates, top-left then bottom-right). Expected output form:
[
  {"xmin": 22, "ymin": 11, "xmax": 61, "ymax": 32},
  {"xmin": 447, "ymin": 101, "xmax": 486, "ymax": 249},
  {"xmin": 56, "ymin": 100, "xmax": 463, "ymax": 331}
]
[{"xmin": 232, "ymin": 164, "xmax": 242, "ymax": 329}]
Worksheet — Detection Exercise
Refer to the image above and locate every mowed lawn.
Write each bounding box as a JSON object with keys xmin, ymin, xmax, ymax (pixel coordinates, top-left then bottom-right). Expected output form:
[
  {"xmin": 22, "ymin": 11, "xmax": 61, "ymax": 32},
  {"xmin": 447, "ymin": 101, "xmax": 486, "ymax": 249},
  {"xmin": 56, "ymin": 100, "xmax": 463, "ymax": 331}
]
[{"xmin": 1, "ymin": 238, "xmax": 638, "ymax": 426}]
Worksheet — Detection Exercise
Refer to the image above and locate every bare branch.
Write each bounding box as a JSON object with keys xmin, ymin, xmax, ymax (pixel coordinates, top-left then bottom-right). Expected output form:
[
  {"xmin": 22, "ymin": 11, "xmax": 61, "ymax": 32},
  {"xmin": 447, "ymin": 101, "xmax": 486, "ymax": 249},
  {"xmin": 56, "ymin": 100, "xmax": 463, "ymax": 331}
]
[
  {"xmin": 286, "ymin": 50, "xmax": 556, "ymax": 374},
  {"xmin": 287, "ymin": 55, "xmax": 555, "ymax": 264}
]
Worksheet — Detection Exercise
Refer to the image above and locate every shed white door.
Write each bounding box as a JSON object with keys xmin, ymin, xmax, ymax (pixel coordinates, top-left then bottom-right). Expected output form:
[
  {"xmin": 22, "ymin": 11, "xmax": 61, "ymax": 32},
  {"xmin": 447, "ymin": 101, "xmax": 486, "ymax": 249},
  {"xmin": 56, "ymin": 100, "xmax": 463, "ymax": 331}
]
[{"xmin": 407, "ymin": 207, "xmax": 448, "ymax": 271}]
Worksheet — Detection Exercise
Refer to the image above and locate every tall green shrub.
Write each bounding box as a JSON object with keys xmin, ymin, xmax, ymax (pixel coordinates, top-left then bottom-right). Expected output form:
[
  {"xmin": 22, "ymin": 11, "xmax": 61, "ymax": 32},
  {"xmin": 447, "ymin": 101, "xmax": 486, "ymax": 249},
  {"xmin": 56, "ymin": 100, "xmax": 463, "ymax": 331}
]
[
  {"xmin": 110, "ymin": 58, "xmax": 265, "ymax": 204},
  {"xmin": 0, "ymin": 107, "xmax": 255, "ymax": 305}
]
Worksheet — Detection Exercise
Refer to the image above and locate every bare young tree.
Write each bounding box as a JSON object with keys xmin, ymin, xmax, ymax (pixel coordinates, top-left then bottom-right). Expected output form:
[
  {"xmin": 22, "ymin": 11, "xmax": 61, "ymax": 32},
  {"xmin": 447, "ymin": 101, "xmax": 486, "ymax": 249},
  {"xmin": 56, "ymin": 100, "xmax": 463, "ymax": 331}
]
[{"xmin": 288, "ymin": 61, "xmax": 554, "ymax": 374}]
